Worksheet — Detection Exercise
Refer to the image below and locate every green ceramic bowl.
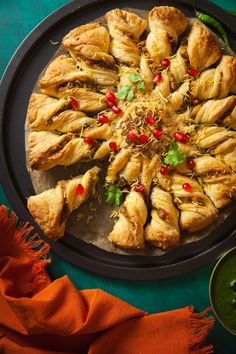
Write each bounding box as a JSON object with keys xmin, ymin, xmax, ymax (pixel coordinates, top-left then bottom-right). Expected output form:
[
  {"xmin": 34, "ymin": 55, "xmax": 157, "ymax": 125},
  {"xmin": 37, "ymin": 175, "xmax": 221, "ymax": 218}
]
[{"xmin": 209, "ymin": 247, "xmax": 236, "ymax": 336}]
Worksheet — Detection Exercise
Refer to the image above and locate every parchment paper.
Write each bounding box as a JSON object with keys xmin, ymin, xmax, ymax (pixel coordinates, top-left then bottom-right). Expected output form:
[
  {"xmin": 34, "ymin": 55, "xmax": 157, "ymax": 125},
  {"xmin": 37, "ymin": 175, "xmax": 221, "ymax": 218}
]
[{"xmin": 25, "ymin": 8, "xmax": 236, "ymax": 256}]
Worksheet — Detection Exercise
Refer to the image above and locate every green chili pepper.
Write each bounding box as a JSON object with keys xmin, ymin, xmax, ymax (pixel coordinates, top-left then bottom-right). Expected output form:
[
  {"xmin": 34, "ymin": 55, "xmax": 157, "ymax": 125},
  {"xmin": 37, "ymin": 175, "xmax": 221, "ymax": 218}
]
[{"xmin": 196, "ymin": 11, "xmax": 230, "ymax": 47}]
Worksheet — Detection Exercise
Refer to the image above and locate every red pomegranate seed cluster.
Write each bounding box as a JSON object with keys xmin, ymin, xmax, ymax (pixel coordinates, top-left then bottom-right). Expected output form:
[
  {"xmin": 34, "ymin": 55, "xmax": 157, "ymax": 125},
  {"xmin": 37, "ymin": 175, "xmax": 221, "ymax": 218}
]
[
  {"xmin": 100, "ymin": 88, "xmax": 193, "ymax": 181},
  {"xmin": 146, "ymin": 116, "xmax": 156, "ymax": 125},
  {"xmin": 107, "ymin": 100, "xmax": 114, "ymax": 108},
  {"xmin": 112, "ymin": 105, "xmax": 122, "ymax": 114},
  {"xmin": 109, "ymin": 141, "xmax": 118, "ymax": 151},
  {"xmin": 128, "ymin": 131, "xmax": 137, "ymax": 142},
  {"xmin": 84, "ymin": 137, "xmax": 94, "ymax": 145},
  {"xmin": 98, "ymin": 114, "xmax": 109, "ymax": 124},
  {"xmin": 105, "ymin": 92, "xmax": 116, "ymax": 101},
  {"xmin": 139, "ymin": 134, "xmax": 149, "ymax": 144},
  {"xmin": 174, "ymin": 132, "xmax": 189, "ymax": 143},
  {"xmin": 187, "ymin": 159, "xmax": 195, "ymax": 169},
  {"xmin": 187, "ymin": 68, "xmax": 200, "ymax": 77},
  {"xmin": 70, "ymin": 98, "xmax": 78, "ymax": 110},
  {"xmin": 153, "ymin": 129, "xmax": 163, "ymax": 138},
  {"xmin": 106, "ymin": 92, "xmax": 122, "ymax": 115},
  {"xmin": 153, "ymin": 58, "xmax": 171, "ymax": 84},
  {"xmin": 127, "ymin": 117, "xmax": 164, "ymax": 146},
  {"xmin": 160, "ymin": 166, "xmax": 169, "ymax": 175},
  {"xmin": 182, "ymin": 183, "xmax": 192, "ymax": 192},
  {"xmin": 153, "ymin": 73, "xmax": 162, "ymax": 84},
  {"xmin": 134, "ymin": 183, "xmax": 145, "ymax": 193},
  {"xmin": 161, "ymin": 58, "xmax": 170, "ymax": 68},
  {"xmin": 75, "ymin": 184, "xmax": 84, "ymax": 195}
]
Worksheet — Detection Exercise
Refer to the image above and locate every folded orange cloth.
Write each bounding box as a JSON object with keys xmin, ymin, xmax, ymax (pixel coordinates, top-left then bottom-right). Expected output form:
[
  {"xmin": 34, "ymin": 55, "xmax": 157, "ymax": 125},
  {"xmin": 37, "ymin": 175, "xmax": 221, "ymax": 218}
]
[{"xmin": 0, "ymin": 205, "xmax": 214, "ymax": 354}]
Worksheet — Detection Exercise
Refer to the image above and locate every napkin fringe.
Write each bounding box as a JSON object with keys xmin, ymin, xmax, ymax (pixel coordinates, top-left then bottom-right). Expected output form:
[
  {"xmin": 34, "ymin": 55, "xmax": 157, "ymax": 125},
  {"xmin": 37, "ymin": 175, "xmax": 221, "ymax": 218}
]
[
  {"xmin": 0, "ymin": 205, "xmax": 51, "ymax": 294},
  {"xmin": 189, "ymin": 307, "xmax": 214, "ymax": 354}
]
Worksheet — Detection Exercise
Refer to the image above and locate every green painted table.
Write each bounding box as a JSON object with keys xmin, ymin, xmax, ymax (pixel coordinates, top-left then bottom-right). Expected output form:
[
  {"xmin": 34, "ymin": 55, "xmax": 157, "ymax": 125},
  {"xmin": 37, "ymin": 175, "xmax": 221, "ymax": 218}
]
[{"xmin": 0, "ymin": 1, "xmax": 236, "ymax": 352}]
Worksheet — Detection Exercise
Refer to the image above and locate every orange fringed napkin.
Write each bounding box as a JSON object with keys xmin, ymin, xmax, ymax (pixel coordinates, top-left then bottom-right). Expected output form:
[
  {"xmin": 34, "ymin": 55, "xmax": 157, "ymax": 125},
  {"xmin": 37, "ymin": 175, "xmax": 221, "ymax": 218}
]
[{"xmin": 0, "ymin": 205, "xmax": 214, "ymax": 354}]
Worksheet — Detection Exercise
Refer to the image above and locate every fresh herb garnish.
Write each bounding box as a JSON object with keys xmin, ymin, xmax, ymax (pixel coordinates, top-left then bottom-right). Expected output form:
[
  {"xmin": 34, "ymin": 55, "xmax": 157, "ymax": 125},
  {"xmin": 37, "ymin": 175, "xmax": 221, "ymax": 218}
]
[
  {"xmin": 136, "ymin": 80, "xmax": 145, "ymax": 93},
  {"xmin": 129, "ymin": 73, "xmax": 142, "ymax": 83},
  {"xmin": 164, "ymin": 140, "xmax": 186, "ymax": 166},
  {"xmin": 116, "ymin": 73, "xmax": 145, "ymax": 101},
  {"xmin": 116, "ymin": 85, "xmax": 133, "ymax": 101},
  {"xmin": 105, "ymin": 184, "xmax": 123, "ymax": 206},
  {"xmin": 127, "ymin": 88, "xmax": 134, "ymax": 101},
  {"xmin": 117, "ymin": 85, "xmax": 135, "ymax": 102}
]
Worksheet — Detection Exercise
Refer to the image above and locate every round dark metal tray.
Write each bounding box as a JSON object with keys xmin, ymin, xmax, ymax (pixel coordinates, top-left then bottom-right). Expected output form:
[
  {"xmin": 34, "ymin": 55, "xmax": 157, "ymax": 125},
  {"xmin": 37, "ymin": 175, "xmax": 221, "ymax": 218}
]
[{"xmin": 0, "ymin": 0, "xmax": 236, "ymax": 280}]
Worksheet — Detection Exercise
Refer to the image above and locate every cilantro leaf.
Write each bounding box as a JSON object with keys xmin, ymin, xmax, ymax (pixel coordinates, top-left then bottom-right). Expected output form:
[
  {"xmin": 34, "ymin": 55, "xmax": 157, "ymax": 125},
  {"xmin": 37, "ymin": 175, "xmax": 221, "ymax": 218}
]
[
  {"xmin": 129, "ymin": 73, "xmax": 142, "ymax": 83},
  {"xmin": 116, "ymin": 85, "xmax": 130, "ymax": 100},
  {"xmin": 116, "ymin": 75, "xmax": 145, "ymax": 102},
  {"xmin": 137, "ymin": 80, "xmax": 145, "ymax": 93},
  {"xmin": 164, "ymin": 140, "xmax": 186, "ymax": 166},
  {"xmin": 127, "ymin": 88, "xmax": 135, "ymax": 101},
  {"xmin": 105, "ymin": 184, "xmax": 123, "ymax": 206}
]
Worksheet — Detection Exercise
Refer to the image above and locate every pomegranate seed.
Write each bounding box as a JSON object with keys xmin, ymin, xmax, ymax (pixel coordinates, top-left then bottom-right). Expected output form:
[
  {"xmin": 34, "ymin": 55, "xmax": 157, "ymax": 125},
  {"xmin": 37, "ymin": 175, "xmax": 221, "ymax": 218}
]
[
  {"xmin": 84, "ymin": 137, "xmax": 94, "ymax": 145},
  {"xmin": 161, "ymin": 58, "xmax": 170, "ymax": 68},
  {"xmin": 174, "ymin": 132, "xmax": 188, "ymax": 143},
  {"xmin": 187, "ymin": 68, "xmax": 200, "ymax": 76},
  {"xmin": 153, "ymin": 129, "xmax": 163, "ymax": 138},
  {"xmin": 183, "ymin": 183, "xmax": 192, "ymax": 192},
  {"xmin": 70, "ymin": 98, "xmax": 78, "ymax": 110},
  {"xmin": 139, "ymin": 134, "xmax": 149, "ymax": 144},
  {"xmin": 181, "ymin": 134, "xmax": 189, "ymax": 143},
  {"xmin": 174, "ymin": 132, "xmax": 183, "ymax": 141},
  {"xmin": 107, "ymin": 100, "xmax": 114, "ymax": 108},
  {"xmin": 153, "ymin": 73, "xmax": 162, "ymax": 83},
  {"xmin": 134, "ymin": 183, "xmax": 145, "ymax": 193},
  {"xmin": 192, "ymin": 98, "xmax": 201, "ymax": 106},
  {"xmin": 98, "ymin": 115, "xmax": 109, "ymax": 124},
  {"xmin": 160, "ymin": 166, "xmax": 169, "ymax": 175},
  {"xmin": 146, "ymin": 116, "xmax": 156, "ymax": 125},
  {"xmin": 106, "ymin": 92, "xmax": 116, "ymax": 101},
  {"xmin": 128, "ymin": 131, "xmax": 137, "ymax": 142},
  {"xmin": 187, "ymin": 159, "xmax": 195, "ymax": 169},
  {"xmin": 75, "ymin": 184, "xmax": 84, "ymax": 195},
  {"xmin": 109, "ymin": 141, "xmax": 118, "ymax": 151},
  {"xmin": 112, "ymin": 105, "xmax": 122, "ymax": 114}
]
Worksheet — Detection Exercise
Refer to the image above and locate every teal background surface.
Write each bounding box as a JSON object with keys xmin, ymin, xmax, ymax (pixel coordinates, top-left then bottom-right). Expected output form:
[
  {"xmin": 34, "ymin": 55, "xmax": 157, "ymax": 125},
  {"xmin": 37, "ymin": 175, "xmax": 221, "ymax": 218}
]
[{"xmin": 0, "ymin": 1, "xmax": 236, "ymax": 352}]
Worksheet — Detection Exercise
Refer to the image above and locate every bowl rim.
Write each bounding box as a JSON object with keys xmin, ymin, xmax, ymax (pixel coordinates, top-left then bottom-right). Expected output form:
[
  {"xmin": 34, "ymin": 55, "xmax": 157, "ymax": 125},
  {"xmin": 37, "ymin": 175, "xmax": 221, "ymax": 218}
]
[{"xmin": 209, "ymin": 246, "xmax": 236, "ymax": 336}]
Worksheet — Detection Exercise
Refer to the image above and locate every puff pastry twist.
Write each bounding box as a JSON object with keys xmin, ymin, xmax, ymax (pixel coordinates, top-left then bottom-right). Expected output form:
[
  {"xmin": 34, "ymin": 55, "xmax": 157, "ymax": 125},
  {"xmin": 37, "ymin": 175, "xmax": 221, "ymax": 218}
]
[
  {"xmin": 193, "ymin": 156, "xmax": 236, "ymax": 209},
  {"xmin": 157, "ymin": 172, "xmax": 217, "ymax": 232},
  {"xmin": 191, "ymin": 55, "xmax": 236, "ymax": 100},
  {"xmin": 27, "ymin": 166, "xmax": 100, "ymax": 239},
  {"xmin": 146, "ymin": 6, "xmax": 188, "ymax": 66},
  {"xmin": 153, "ymin": 21, "xmax": 221, "ymax": 107},
  {"xmin": 194, "ymin": 125, "xmax": 236, "ymax": 171},
  {"xmin": 192, "ymin": 95, "xmax": 236, "ymax": 127},
  {"xmin": 62, "ymin": 23, "xmax": 118, "ymax": 87},
  {"xmin": 108, "ymin": 190, "xmax": 147, "ymax": 249},
  {"xmin": 105, "ymin": 8, "xmax": 146, "ymax": 66},
  {"xmin": 28, "ymin": 131, "xmax": 93, "ymax": 170},
  {"xmin": 145, "ymin": 186, "xmax": 180, "ymax": 249}
]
